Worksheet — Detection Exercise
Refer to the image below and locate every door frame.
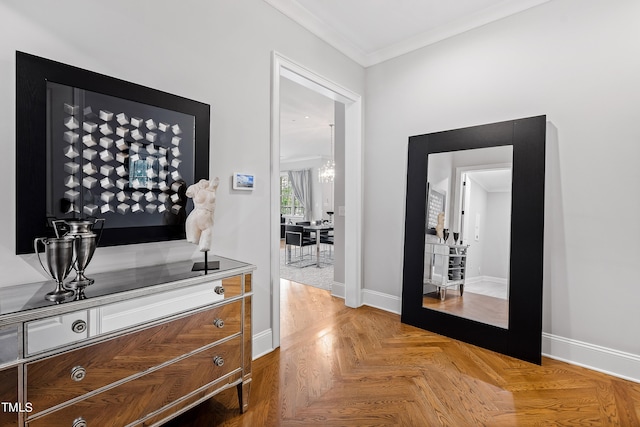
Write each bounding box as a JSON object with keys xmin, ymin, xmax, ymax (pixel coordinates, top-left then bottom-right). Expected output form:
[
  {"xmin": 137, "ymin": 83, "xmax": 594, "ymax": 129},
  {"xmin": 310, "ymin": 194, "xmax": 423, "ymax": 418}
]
[{"xmin": 270, "ymin": 52, "xmax": 363, "ymax": 349}]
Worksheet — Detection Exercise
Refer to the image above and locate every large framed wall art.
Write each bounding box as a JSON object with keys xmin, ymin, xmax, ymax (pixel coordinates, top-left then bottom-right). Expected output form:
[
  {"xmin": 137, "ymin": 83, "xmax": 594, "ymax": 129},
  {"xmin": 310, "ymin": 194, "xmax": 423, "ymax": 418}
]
[{"xmin": 15, "ymin": 52, "xmax": 210, "ymax": 254}]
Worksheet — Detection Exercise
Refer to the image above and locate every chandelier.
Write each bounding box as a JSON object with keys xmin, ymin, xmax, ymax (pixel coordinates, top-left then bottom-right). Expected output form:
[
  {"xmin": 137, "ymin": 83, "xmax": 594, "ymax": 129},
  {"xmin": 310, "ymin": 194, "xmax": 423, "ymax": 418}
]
[{"xmin": 319, "ymin": 124, "xmax": 335, "ymax": 183}]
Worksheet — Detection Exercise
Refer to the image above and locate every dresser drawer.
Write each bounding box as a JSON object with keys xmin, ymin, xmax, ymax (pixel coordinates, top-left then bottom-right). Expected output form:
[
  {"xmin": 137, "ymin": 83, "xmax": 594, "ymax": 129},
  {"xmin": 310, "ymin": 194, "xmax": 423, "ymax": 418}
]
[
  {"xmin": 26, "ymin": 310, "xmax": 90, "ymax": 355},
  {"xmin": 0, "ymin": 325, "xmax": 19, "ymax": 364},
  {"xmin": 220, "ymin": 275, "xmax": 242, "ymax": 299},
  {"xmin": 0, "ymin": 366, "xmax": 18, "ymax": 427},
  {"xmin": 27, "ymin": 336, "xmax": 242, "ymax": 427},
  {"xmin": 98, "ymin": 280, "xmax": 227, "ymax": 334},
  {"xmin": 26, "ymin": 301, "xmax": 241, "ymax": 412}
]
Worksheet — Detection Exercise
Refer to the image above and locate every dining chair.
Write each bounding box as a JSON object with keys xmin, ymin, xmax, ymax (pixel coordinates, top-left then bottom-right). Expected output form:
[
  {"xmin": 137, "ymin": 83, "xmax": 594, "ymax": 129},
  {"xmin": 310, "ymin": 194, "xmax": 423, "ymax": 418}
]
[
  {"xmin": 284, "ymin": 224, "xmax": 316, "ymax": 267},
  {"xmin": 320, "ymin": 231, "xmax": 334, "ymax": 261}
]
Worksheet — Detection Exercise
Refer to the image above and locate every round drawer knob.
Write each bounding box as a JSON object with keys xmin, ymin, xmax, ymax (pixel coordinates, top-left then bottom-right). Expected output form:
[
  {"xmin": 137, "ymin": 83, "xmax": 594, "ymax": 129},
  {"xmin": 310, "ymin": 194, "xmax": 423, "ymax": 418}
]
[
  {"xmin": 72, "ymin": 417, "xmax": 87, "ymax": 427},
  {"xmin": 213, "ymin": 318, "xmax": 225, "ymax": 328},
  {"xmin": 71, "ymin": 320, "xmax": 87, "ymax": 334},
  {"xmin": 213, "ymin": 356, "xmax": 225, "ymax": 367},
  {"xmin": 71, "ymin": 366, "xmax": 86, "ymax": 382},
  {"xmin": 214, "ymin": 286, "xmax": 225, "ymax": 295}
]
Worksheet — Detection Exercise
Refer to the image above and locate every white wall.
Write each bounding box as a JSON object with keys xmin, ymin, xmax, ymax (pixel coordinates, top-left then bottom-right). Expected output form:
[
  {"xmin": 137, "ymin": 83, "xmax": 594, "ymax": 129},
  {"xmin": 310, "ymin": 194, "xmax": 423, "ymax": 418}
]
[
  {"xmin": 463, "ymin": 178, "xmax": 511, "ymax": 282},
  {"xmin": 365, "ymin": 0, "xmax": 640, "ymax": 374},
  {"xmin": 0, "ymin": 0, "xmax": 364, "ymax": 357},
  {"xmin": 464, "ymin": 178, "xmax": 487, "ymax": 280},
  {"xmin": 332, "ymin": 102, "xmax": 346, "ymax": 284},
  {"xmin": 482, "ymin": 191, "xmax": 511, "ymax": 280}
]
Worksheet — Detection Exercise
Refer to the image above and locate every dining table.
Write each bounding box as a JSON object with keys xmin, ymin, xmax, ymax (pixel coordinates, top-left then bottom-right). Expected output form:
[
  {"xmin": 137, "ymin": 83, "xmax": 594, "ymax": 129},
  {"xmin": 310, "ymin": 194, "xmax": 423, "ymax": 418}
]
[{"xmin": 303, "ymin": 224, "xmax": 334, "ymax": 267}]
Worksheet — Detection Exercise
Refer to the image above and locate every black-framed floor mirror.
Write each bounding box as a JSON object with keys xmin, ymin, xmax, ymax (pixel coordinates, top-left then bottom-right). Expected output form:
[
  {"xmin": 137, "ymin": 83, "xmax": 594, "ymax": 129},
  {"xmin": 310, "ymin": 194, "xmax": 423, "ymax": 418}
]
[{"xmin": 401, "ymin": 116, "xmax": 546, "ymax": 364}]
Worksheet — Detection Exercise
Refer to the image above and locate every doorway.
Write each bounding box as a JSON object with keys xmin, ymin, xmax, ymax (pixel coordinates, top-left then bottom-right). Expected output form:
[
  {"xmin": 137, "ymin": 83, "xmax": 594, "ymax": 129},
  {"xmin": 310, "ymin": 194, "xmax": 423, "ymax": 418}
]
[{"xmin": 270, "ymin": 52, "xmax": 363, "ymax": 349}]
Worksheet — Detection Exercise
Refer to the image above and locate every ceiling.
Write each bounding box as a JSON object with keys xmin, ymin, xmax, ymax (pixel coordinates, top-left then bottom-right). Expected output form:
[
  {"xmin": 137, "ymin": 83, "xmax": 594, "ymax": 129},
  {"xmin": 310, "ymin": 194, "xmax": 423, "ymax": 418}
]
[
  {"xmin": 280, "ymin": 78, "xmax": 335, "ymax": 163},
  {"xmin": 264, "ymin": 0, "xmax": 551, "ymax": 67},
  {"xmin": 276, "ymin": 0, "xmax": 551, "ymax": 164},
  {"xmin": 467, "ymin": 169, "xmax": 512, "ymax": 193}
]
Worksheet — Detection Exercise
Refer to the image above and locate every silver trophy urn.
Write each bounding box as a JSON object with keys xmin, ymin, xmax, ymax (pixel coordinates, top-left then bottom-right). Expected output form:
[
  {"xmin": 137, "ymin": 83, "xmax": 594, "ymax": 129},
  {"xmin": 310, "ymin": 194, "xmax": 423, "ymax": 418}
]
[
  {"xmin": 52, "ymin": 218, "xmax": 104, "ymax": 291},
  {"xmin": 34, "ymin": 236, "xmax": 76, "ymax": 302}
]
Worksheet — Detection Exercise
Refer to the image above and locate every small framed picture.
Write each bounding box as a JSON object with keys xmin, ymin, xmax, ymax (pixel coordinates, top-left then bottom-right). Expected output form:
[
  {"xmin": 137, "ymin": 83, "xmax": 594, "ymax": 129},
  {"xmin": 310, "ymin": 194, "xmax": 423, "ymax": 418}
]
[{"xmin": 232, "ymin": 172, "xmax": 255, "ymax": 191}]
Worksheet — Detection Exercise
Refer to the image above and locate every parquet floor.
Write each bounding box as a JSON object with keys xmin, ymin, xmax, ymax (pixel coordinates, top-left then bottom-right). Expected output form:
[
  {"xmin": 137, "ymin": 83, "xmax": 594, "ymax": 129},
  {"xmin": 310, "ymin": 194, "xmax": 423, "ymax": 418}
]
[
  {"xmin": 422, "ymin": 290, "xmax": 508, "ymax": 329},
  {"xmin": 166, "ymin": 280, "xmax": 640, "ymax": 426}
]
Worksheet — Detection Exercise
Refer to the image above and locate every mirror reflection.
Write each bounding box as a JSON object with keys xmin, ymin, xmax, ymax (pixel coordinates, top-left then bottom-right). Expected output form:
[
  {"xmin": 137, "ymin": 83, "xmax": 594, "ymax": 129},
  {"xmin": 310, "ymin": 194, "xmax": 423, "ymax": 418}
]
[{"xmin": 422, "ymin": 145, "xmax": 513, "ymax": 329}]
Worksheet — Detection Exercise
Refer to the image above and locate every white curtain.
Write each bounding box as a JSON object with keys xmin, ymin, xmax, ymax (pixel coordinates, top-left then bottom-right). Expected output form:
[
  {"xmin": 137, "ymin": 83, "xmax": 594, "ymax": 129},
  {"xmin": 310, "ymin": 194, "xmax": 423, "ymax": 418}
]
[{"xmin": 288, "ymin": 169, "xmax": 312, "ymax": 221}]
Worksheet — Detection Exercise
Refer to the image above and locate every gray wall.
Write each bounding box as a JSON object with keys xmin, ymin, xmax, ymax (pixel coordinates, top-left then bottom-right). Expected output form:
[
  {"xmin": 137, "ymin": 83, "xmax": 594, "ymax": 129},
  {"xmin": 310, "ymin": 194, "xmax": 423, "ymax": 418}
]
[
  {"xmin": 0, "ymin": 0, "xmax": 364, "ymax": 358},
  {"xmin": 482, "ymin": 191, "xmax": 511, "ymax": 280},
  {"xmin": 3, "ymin": 0, "xmax": 639, "ymax": 377},
  {"xmin": 364, "ymin": 0, "xmax": 640, "ymax": 361}
]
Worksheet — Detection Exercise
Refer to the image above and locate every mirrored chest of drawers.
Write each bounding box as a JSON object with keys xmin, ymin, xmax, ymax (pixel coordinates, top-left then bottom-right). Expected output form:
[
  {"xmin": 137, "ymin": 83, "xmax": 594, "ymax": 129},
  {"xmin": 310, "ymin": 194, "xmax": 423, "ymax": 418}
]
[
  {"xmin": 0, "ymin": 255, "xmax": 254, "ymax": 427},
  {"xmin": 423, "ymin": 242, "xmax": 468, "ymax": 301}
]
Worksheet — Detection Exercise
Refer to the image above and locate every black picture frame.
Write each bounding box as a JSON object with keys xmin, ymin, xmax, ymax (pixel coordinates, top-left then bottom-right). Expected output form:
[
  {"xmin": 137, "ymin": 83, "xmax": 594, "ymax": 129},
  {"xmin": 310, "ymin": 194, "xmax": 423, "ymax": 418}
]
[
  {"xmin": 425, "ymin": 183, "xmax": 446, "ymax": 234},
  {"xmin": 16, "ymin": 51, "xmax": 210, "ymax": 254},
  {"xmin": 401, "ymin": 115, "xmax": 546, "ymax": 364}
]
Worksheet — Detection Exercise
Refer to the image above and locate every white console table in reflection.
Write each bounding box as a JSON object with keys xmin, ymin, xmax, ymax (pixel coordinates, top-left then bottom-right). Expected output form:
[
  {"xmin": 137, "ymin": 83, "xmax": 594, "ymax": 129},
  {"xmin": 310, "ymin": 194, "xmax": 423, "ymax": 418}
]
[{"xmin": 423, "ymin": 242, "xmax": 468, "ymax": 301}]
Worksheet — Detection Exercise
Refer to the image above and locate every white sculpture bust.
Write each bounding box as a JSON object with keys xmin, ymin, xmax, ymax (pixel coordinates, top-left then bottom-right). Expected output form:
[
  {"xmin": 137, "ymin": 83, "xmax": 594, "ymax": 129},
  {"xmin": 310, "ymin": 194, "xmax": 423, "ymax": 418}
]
[{"xmin": 185, "ymin": 177, "xmax": 220, "ymax": 252}]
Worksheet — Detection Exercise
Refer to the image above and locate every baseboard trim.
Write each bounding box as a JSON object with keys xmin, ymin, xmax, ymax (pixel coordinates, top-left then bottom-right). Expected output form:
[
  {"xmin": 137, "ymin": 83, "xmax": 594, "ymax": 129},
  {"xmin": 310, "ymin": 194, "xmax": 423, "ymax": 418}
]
[
  {"xmin": 485, "ymin": 275, "xmax": 508, "ymax": 285},
  {"xmin": 253, "ymin": 328, "xmax": 274, "ymax": 360},
  {"xmin": 353, "ymin": 293, "xmax": 640, "ymax": 383},
  {"xmin": 465, "ymin": 275, "xmax": 508, "ymax": 285},
  {"xmin": 362, "ymin": 289, "xmax": 401, "ymax": 315},
  {"xmin": 260, "ymin": 291, "xmax": 640, "ymax": 383},
  {"xmin": 331, "ymin": 282, "xmax": 345, "ymax": 299},
  {"xmin": 542, "ymin": 333, "xmax": 640, "ymax": 383}
]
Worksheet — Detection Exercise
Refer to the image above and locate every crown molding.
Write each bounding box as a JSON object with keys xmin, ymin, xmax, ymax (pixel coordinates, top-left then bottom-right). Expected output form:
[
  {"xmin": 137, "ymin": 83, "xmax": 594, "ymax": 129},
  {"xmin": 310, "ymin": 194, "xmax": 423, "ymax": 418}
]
[
  {"xmin": 368, "ymin": 0, "xmax": 552, "ymax": 66},
  {"xmin": 264, "ymin": 0, "xmax": 552, "ymax": 68},
  {"xmin": 263, "ymin": 0, "xmax": 369, "ymax": 65}
]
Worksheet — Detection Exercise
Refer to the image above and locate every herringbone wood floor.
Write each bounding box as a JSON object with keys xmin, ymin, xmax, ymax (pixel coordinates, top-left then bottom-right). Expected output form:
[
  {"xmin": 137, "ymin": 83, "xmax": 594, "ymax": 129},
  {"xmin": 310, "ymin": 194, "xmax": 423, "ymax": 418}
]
[{"xmin": 166, "ymin": 280, "xmax": 640, "ymax": 426}]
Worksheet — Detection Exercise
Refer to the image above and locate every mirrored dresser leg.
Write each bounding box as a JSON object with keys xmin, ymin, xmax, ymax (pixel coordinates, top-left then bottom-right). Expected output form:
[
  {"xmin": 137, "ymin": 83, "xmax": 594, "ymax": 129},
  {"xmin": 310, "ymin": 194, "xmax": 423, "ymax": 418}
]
[{"xmin": 237, "ymin": 380, "xmax": 251, "ymax": 414}]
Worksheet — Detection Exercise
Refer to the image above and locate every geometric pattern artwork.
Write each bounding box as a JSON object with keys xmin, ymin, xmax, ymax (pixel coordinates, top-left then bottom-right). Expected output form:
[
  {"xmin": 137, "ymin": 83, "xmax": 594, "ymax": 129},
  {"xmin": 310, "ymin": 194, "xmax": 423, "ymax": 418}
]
[
  {"xmin": 63, "ymin": 104, "xmax": 186, "ymax": 216},
  {"xmin": 15, "ymin": 53, "xmax": 209, "ymax": 254}
]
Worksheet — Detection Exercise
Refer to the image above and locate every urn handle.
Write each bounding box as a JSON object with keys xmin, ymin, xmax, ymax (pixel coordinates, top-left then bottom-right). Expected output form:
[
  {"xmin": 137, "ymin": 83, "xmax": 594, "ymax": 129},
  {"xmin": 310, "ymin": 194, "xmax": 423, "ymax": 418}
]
[{"xmin": 33, "ymin": 237, "xmax": 48, "ymax": 274}]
